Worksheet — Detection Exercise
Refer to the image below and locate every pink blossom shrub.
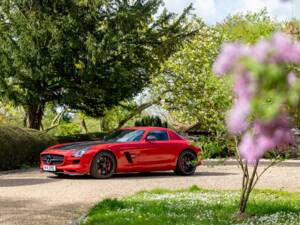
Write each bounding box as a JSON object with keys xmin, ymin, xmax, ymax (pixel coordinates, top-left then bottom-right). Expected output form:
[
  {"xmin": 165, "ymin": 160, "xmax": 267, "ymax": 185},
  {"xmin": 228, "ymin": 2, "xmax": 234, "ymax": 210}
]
[{"xmin": 213, "ymin": 32, "xmax": 300, "ymax": 164}]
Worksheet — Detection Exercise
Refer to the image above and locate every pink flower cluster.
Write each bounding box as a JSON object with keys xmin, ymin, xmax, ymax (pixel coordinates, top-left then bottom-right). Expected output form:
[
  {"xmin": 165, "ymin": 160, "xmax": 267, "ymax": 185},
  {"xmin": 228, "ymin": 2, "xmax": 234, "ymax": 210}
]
[
  {"xmin": 213, "ymin": 32, "xmax": 299, "ymax": 164},
  {"xmin": 214, "ymin": 32, "xmax": 300, "ymax": 75},
  {"xmin": 227, "ymin": 71, "xmax": 255, "ymax": 134},
  {"xmin": 239, "ymin": 116, "xmax": 291, "ymax": 164}
]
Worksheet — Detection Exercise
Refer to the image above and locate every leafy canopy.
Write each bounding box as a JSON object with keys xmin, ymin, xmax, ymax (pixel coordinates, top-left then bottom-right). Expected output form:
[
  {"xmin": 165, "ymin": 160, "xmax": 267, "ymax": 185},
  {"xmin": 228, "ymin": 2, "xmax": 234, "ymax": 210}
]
[
  {"xmin": 151, "ymin": 11, "xmax": 279, "ymax": 133},
  {"xmin": 0, "ymin": 0, "xmax": 193, "ymax": 129},
  {"xmin": 151, "ymin": 23, "xmax": 232, "ymax": 133}
]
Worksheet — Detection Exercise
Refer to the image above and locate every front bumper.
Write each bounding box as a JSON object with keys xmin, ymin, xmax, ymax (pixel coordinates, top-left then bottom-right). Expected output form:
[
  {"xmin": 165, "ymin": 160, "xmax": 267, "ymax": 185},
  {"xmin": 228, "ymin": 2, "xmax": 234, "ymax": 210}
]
[
  {"xmin": 40, "ymin": 155, "xmax": 91, "ymax": 175},
  {"xmin": 40, "ymin": 163, "xmax": 89, "ymax": 175}
]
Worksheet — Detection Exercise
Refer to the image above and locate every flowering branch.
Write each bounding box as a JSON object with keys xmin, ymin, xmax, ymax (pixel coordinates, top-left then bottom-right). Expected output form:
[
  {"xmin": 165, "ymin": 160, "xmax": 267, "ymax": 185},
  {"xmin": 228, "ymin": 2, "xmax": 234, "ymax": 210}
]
[{"xmin": 213, "ymin": 32, "xmax": 300, "ymax": 214}]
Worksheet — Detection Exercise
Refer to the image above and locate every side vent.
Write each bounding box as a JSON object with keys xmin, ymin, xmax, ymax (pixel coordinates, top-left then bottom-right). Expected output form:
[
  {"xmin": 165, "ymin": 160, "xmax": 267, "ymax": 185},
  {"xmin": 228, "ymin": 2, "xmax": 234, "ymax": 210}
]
[{"xmin": 124, "ymin": 152, "xmax": 133, "ymax": 163}]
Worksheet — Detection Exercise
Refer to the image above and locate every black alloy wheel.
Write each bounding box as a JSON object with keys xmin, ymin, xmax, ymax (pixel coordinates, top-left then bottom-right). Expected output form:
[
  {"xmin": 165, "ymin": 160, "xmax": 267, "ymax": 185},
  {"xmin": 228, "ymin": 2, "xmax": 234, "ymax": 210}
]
[
  {"xmin": 174, "ymin": 150, "xmax": 197, "ymax": 176},
  {"xmin": 91, "ymin": 151, "xmax": 116, "ymax": 179}
]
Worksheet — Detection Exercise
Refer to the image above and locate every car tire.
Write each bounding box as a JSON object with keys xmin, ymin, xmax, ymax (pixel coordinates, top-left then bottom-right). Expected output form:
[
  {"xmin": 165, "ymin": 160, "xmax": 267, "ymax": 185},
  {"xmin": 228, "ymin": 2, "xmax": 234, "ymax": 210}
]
[
  {"xmin": 91, "ymin": 151, "xmax": 116, "ymax": 179},
  {"xmin": 174, "ymin": 150, "xmax": 197, "ymax": 176}
]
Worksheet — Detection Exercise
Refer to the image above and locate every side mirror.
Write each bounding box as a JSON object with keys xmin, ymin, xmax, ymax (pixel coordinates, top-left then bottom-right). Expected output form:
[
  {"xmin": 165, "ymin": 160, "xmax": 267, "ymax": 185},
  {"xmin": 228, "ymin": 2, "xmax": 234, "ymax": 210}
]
[{"xmin": 146, "ymin": 135, "xmax": 157, "ymax": 142}]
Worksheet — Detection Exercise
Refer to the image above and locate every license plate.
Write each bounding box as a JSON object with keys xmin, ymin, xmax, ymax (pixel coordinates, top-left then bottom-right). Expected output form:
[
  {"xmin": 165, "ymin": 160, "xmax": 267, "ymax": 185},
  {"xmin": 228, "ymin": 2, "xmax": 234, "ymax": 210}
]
[{"xmin": 43, "ymin": 165, "xmax": 56, "ymax": 172}]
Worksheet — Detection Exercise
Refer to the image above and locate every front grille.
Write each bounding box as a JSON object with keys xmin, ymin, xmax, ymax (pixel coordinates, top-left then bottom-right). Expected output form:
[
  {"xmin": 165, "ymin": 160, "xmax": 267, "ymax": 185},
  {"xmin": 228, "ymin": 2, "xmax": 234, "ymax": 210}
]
[{"xmin": 41, "ymin": 154, "xmax": 64, "ymax": 165}]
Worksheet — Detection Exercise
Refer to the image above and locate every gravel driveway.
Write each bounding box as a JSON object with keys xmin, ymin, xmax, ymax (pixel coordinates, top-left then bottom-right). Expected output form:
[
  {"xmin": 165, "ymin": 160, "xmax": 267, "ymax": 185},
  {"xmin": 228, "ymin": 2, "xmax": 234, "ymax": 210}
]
[{"xmin": 1, "ymin": 161, "xmax": 300, "ymax": 225}]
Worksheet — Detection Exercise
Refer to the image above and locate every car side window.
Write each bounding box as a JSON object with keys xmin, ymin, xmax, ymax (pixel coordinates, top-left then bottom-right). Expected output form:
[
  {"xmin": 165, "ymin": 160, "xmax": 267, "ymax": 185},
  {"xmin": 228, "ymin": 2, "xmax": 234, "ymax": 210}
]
[
  {"xmin": 117, "ymin": 130, "xmax": 145, "ymax": 142},
  {"xmin": 132, "ymin": 130, "xmax": 145, "ymax": 142},
  {"xmin": 146, "ymin": 130, "xmax": 169, "ymax": 141}
]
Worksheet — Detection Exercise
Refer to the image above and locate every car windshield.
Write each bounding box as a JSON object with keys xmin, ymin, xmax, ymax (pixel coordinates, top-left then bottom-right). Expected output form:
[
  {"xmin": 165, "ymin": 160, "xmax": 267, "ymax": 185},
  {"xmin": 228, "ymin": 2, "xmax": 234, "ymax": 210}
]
[{"xmin": 104, "ymin": 129, "xmax": 145, "ymax": 142}]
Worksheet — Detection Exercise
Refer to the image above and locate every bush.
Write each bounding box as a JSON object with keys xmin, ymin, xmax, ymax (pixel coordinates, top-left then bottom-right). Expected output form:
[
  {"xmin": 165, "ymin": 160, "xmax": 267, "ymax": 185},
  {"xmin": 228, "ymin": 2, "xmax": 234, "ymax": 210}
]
[
  {"xmin": 0, "ymin": 125, "xmax": 57, "ymax": 170},
  {"xmin": 48, "ymin": 122, "xmax": 82, "ymax": 136},
  {"xmin": 135, "ymin": 116, "xmax": 168, "ymax": 128},
  {"xmin": 195, "ymin": 135, "xmax": 236, "ymax": 159},
  {"xmin": 56, "ymin": 132, "xmax": 106, "ymax": 143}
]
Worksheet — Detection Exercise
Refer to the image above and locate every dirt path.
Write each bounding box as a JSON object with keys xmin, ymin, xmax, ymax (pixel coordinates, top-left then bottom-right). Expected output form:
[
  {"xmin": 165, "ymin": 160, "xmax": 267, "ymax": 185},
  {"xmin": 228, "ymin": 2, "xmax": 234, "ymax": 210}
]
[{"xmin": 1, "ymin": 162, "xmax": 300, "ymax": 225}]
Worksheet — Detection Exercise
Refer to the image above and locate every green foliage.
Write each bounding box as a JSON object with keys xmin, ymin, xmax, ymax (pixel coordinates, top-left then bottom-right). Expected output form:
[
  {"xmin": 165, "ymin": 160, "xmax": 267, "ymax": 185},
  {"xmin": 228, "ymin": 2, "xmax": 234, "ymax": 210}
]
[
  {"xmin": 245, "ymin": 58, "xmax": 300, "ymax": 121},
  {"xmin": 82, "ymin": 188, "xmax": 300, "ymax": 225},
  {"xmin": 289, "ymin": 103, "xmax": 300, "ymax": 127},
  {"xmin": 135, "ymin": 116, "xmax": 168, "ymax": 127},
  {"xmin": 218, "ymin": 9, "xmax": 278, "ymax": 44},
  {"xmin": 0, "ymin": 125, "xmax": 57, "ymax": 170},
  {"xmin": 0, "ymin": 101, "xmax": 24, "ymax": 126},
  {"xmin": 100, "ymin": 103, "xmax": 140, "ymax": 131},
  {"xmin": 0, "ymin": 0, "xmax": 194, "ymax": 129},
  {"xmin": 196, "ymin": 136, "xmax": 235, "ymax": 158},
  {"xmin": 49, "ymin": 122, "xmax": 82, "ymax": 136},
  {"xmin": 284, "ymin": 20, "xmax": 300, "ymax": 127},
  {"xmin": 40, "ymin": 105, "xmax": 83, "ymax": 135},
  {"xmin": 151, "ymin": 23, "xmax": 232, "ymax": 133},
  {"xmin": 150, "ymin": 11, "xmax": 279, "ymax": 158}
]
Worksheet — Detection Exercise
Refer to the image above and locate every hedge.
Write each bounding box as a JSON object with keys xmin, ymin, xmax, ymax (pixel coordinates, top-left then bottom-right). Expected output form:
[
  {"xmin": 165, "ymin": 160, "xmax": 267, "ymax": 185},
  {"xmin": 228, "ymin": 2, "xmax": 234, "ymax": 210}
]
[{"xmin": 0, "ymin": 125, "xmax": 57, "ymax": 170}]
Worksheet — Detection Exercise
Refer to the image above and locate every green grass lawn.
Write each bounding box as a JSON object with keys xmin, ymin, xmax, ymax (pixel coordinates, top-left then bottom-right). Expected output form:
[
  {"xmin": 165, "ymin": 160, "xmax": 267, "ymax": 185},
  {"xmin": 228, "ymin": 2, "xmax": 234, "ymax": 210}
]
[{"xmin": 81, "ymin": 186, "xmax": 300, "ymax": 225}]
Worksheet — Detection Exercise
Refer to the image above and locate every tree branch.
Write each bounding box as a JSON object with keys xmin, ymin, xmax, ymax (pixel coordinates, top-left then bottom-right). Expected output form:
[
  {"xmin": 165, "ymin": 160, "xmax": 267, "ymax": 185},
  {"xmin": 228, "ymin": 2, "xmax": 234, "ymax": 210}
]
[
  {"xmin": 117, "ymin": 98, "xmax": 161, "ymax": 129},
  {"xmin": 44, "ymin": 110, "xmax": 65, "ymax": 132},
  {"xmin": 251, "ymin": 157, "xmax": 283, "ymax": 191}
]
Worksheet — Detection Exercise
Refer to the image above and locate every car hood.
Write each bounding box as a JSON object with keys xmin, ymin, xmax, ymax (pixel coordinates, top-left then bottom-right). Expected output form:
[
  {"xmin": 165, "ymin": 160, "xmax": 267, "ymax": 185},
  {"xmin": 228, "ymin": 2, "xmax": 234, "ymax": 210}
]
[{"xmin": 49, "ymin": 141, "xmax": 114, "ymax": 151}]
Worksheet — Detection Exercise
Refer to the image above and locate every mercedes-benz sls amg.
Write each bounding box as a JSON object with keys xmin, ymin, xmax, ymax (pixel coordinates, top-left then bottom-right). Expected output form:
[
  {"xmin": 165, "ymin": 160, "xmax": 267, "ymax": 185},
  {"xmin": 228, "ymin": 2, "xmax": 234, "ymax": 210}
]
[{"xmin": 40, "ymin": 127, "xmax": 201, "ymax": 178}]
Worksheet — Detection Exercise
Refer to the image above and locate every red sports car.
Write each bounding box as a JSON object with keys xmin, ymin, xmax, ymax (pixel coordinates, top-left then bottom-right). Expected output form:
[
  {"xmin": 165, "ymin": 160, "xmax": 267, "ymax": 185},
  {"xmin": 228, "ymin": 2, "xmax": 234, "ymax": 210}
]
[{"xmin": 40, "ymin": 127, "xmax": 201, "ymax": 178}]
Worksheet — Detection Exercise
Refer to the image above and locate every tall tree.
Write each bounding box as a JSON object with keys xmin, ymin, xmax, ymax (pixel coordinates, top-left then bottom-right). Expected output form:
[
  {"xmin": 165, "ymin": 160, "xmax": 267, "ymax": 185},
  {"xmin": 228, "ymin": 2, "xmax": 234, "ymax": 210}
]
[
  {"xmin": 0, "ymin": 0, "xmax": 193, "ymax": 129},
  {"xmin": 217, "ymin": 9, "xmax": 278, "ymax": 44},
  {"xmin": 151, "ymin": 23, "xmax": 231, "ymax": 133},
  {"xmin": 151, "ymin": 11, "xmax": 279, "ymax": 133}
]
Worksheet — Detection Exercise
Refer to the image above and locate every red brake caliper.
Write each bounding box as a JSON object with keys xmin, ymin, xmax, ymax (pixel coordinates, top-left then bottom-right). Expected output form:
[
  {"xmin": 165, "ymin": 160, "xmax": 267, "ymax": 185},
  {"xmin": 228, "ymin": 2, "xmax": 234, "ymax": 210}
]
[
  {"xmin": 100, "ymin": 157, "xmax": 106, "ymax": 175},
  {"xmin": 181, "ymin": 157, "xmax": 186, "ymax": 170},
  {"xmin": 106, "ymin": 157, "xmax": 111, "ymax": 174}
]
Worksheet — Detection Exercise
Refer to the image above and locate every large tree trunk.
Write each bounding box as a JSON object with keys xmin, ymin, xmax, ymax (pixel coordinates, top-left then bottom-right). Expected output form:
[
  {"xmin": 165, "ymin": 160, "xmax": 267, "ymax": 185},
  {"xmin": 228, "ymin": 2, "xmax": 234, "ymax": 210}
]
[
  {"xmin": 99, "ymin": 117, "xmax": 105, "ymax": 132},
  {"xmin": 24, "ymin": 104, "xmax": 45, "ymax": 130}
]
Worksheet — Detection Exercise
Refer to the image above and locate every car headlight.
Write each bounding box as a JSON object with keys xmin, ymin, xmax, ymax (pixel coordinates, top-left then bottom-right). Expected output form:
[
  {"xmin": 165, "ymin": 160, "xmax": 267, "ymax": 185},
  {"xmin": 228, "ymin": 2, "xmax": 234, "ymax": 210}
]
[{"xmin": 72, "ymin": 147, "xmax": 90, "ymax": 158}]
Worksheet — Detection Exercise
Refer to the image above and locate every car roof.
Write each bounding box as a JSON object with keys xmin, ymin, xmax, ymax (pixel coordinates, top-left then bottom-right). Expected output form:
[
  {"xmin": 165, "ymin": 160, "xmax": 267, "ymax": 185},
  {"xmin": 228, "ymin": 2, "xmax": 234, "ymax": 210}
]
[{"xmin": 121, "ymin": 126, "xmax": 170, "ymax": 131}]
